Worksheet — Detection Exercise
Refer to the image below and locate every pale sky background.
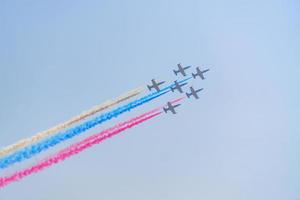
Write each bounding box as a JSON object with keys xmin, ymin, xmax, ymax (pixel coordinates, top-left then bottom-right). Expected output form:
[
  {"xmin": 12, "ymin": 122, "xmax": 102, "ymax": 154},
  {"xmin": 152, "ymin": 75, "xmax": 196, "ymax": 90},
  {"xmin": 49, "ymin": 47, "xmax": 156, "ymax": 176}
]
[{"xmin": 0, "ymin": 0, "xmax": 299, "ymax": 199}]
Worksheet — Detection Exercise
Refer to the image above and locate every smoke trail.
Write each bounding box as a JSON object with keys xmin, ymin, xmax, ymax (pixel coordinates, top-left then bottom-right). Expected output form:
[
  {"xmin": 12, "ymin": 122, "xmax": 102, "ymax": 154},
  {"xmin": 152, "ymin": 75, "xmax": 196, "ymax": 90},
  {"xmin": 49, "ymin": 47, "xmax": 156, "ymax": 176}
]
[
  {"xmin": 0, "ymin": 91, "xmax": 165, "ymax": 169},
  {"xmin": 0, "ymin": 87, "xmax": 144, "ymax": 157},
  {"xmin": 0, "ymin": 110, "xmax": 162, "ymax": 188},
  {"xmin": 71, "ymin": 96, "xmax": 184, "ymax": 150},
  {"xmin": 0, "ymin": 78, "xmax": 190, "ymax": 169}
]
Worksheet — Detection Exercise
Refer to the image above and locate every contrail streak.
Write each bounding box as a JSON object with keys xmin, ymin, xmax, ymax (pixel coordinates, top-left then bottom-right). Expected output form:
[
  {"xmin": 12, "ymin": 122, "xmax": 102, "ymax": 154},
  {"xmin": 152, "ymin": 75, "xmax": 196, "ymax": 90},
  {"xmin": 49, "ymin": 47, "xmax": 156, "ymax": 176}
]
[
  {"xmin": 0, "ymin": 78, "xmax": 190, "ymax": 169},
  {"xmin": 0, "ymin": 110, "xmax": 162, "ymax": 188},
  {"xmin": 0, "ymin": 91, "xmax": 166, "ymax": 169},
  {"xmin": 0, "ymin": 87, "xmax": 144, "ymax": 157}
]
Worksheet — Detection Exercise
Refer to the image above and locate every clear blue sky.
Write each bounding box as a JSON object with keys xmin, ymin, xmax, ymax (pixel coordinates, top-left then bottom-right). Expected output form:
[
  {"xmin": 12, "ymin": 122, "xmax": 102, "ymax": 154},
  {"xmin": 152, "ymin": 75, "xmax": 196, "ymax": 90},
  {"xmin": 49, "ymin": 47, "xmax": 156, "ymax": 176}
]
[{"xmin": 0, "ymin": 0, "xmax": 299, "ymax": 199}]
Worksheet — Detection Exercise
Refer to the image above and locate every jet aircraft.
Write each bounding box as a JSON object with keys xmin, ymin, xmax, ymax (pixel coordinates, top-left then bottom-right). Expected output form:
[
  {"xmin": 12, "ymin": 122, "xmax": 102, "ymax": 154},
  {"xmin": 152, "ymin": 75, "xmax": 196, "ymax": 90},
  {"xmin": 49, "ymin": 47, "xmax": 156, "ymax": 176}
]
[
  {"xmin": 163, "ymin": 102, "xmax": 181, "ymax": 114},
  {"xmin": 173, "ymin": 63, "xmax": 191, "ymax": 76},
  {"xmin": 147, "ymin": 79, "xmax": 166, "ymax": 92},
  {"xmin": 186, "ymin": 86, "xmax": 203, "ymax": 99},
  {"xmin": 171, "ymin": 80, "xmax": 188, "ymax": 93},
  {"xmin": 192, "ymin": 67, "xmax": 210, "ymax": 80}
]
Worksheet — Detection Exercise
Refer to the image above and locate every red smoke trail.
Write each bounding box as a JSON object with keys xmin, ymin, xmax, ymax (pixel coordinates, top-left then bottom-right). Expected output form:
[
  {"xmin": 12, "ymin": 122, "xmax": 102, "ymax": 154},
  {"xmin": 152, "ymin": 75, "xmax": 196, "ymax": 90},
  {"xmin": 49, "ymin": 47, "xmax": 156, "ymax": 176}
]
[
  {"xmin": 0, "ymin": 111, "xmax": 161, "ymax": 188},
  {"xmin": 156, "ymin": 96, "xmax": 185, "ymax": 110},
  {"xmin": 0, "ymin": 97, "xmax": 185, "ymax": 188},
  {"xmin": 170, "ymin": 96, "xmax": 185, "ymax": 105},
  {"xmin": 59, "ymin": 107, "xmax": 162, "ymax": 154}
]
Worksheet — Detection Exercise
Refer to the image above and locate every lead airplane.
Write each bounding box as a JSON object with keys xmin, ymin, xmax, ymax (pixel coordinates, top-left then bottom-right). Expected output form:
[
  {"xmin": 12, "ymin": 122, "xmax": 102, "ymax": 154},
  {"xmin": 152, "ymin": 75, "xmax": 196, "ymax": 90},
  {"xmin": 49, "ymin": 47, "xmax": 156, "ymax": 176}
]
[
  {"xmin": 192, "ymin": 67, "xmax": 210, "ymax": 80},
  {"xmin": 186, "ymin": 86, "xmax": 203, "ymax": 99},
  {"xmin": 173, "ymin": 63, "xmax": 191, "ymax": 76},
  {"xmin": 163, "ymin": 102, "xmax": 181, "ymax": 114},
  {"xmin": 171, "ymin": 80, "xmax": 188, "ymax": 93},
  {"xmin": 147, "ymin": 79, "xmax": 166, "ymax": 92}
]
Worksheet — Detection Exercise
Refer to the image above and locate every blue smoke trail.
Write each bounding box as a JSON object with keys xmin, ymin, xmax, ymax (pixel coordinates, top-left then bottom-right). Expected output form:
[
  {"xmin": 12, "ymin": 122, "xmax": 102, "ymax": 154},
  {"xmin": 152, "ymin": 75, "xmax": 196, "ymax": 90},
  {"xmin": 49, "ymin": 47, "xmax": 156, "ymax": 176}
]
[{"xmin": 0, "ymin": 77, "xmax": 191, "ymax": 169}]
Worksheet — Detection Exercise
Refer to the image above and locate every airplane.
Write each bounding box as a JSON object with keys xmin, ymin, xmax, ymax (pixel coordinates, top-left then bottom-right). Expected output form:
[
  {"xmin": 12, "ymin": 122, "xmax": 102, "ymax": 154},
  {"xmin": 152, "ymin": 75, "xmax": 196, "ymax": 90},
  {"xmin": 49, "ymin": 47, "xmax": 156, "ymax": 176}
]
[
  {"xmin": 147, "ymin": 79, "xmax": 166, "ymax": 92},
  {"xmin": 186, "ymin": 86, "xmax": 203, "ymax": 99},
  {"xmin": 192, "ymin": 67, "xmax": 210, "ymax": 80},
  {"xmin": 171, "ymin": 80, "xmax": 188, "ymax": 93},
  {"xmin": 163, "ymin": 102, "xmax": 181, "ymax": 114},
  {"xmin": 173, "ymin": 63, "xmax": 191, "ymax": 76}
]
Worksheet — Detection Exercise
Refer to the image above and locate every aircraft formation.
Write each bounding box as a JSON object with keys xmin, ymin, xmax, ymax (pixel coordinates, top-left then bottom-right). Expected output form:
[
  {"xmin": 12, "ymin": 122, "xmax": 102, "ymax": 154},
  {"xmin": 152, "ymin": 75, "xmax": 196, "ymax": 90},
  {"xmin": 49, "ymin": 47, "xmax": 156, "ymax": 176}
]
[
  {"xmin": 147, "ymin": 63, "xmax": 210, "ymax": 114},
  {"xmin": 0, "ymin": 62, "xmax": 210, "ymax": 188}
]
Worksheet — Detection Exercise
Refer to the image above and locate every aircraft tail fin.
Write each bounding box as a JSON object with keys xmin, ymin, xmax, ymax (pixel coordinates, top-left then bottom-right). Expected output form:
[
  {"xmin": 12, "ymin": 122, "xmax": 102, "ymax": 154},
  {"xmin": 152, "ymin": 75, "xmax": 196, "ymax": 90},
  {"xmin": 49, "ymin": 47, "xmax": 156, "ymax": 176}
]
[
  {"xmin": 171, "ymin": 86, "xmax": 175, "ymax": 92},
  {"xmin": 192, "ymin": 73, "xmax": 198, "ymax": 79},
  {"xmin": 163, "ymin": 107, "xmax": 168, "ymax": 113},
  {"xmin": 186, "ymin": 92, "xmax": 192, "ymax": 98},
  {"xmin": 147, "ymin": 85, "xmax": 152, "ymax": 91},
  {"xmin": 173, "ymin": 70, "xmax": 179, "ymax": 76}
]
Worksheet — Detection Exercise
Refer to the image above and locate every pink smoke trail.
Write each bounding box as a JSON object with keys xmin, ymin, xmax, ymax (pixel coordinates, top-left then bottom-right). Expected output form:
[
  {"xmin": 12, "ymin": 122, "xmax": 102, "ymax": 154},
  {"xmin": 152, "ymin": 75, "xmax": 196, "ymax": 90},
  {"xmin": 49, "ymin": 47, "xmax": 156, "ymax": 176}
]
[
  {"xmin": 59, "ymin": 107, "xmax": 162, "ymax": 154},
  {"xmin": 0, "ymin": 111, "xmax": 161, "ymax": 188},
  {"xmin": 69, "ymin": 97, "xmax": 183, "ymax": 150},
  {"xmin": 170, "ymin": 96, "xmax": 185, "ymax": 105},
  {"xmin": 0, "ymin": 97, "xmax": 185, "ymax": 188}
]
